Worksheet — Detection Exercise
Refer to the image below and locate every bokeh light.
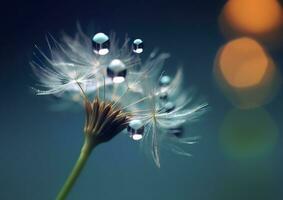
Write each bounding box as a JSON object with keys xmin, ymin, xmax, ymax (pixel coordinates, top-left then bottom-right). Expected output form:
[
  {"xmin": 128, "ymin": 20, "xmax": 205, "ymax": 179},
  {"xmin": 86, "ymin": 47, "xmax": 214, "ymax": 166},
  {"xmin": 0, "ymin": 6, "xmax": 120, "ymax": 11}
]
[
  {"xmin": 219, "ymin": 108, "xmax": 278, "ymax": 160},
  {"xmin": 219, "ymin": 37, "xmax": 268, "ymax": 88},
  {"xmin": 223, "ymin": 0, "xmax": 282, "ymax": 34},
  {"xmin": 219, "ymin": 0, "xmax": 283, "ymax": 45},
  {"xmin": 214, "ymin": 37, "xmax": 281, "ymax": 109}
]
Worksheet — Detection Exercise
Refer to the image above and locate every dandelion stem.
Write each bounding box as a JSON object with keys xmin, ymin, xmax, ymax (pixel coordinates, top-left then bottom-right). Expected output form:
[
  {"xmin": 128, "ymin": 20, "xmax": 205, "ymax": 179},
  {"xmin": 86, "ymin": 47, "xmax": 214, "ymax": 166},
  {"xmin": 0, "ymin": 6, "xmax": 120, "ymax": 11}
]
[{"xmin": 56, "ymin": 138, "xmax": 96, "ymax": 200}]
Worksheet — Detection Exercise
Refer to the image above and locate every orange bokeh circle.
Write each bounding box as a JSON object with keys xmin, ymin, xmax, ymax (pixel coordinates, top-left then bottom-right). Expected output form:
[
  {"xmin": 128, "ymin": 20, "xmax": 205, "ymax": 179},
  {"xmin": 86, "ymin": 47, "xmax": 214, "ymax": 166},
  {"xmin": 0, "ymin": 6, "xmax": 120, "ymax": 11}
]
[
  {"xmin": 219, "ymin": 37, "xmax": 269, "ymax": 88},
  {"xmin": 223, "ymin": 0, "xmax": 282, "ymax": 35},
  {"xmin": 214, "ymin": 37, "xmax": 281, "ymax": 109}
]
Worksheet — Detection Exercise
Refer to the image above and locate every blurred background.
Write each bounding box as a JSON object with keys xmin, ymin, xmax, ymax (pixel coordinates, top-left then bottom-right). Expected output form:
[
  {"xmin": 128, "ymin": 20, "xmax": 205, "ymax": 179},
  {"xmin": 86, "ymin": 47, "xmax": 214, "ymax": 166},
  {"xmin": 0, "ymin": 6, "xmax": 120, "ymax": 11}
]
[{"xmin": 0, "ymin": 0, "xmax": 283, "ymax": 199}]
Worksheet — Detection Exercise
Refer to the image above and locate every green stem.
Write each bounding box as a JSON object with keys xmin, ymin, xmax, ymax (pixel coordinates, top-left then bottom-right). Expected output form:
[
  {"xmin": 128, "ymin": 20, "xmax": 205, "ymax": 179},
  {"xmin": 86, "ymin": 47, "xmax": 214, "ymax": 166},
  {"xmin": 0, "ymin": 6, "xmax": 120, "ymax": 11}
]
[{"xmin": 56, "ymin": 138, "xmax": 96, "ymax": 200}]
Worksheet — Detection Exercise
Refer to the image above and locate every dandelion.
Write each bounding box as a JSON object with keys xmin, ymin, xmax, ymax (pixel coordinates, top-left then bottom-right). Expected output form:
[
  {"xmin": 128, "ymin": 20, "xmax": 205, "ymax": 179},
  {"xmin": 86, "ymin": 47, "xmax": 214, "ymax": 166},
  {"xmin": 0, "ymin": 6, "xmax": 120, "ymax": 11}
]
[{"xmin": 31, "ymin": 25, "xmax": 207, "ymax": 200}]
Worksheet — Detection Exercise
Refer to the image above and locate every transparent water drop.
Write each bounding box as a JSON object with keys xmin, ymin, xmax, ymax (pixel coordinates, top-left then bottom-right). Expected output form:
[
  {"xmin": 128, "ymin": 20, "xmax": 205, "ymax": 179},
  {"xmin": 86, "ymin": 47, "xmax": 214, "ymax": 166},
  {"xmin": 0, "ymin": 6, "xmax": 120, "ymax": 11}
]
[
  {"xmin": 159, "ymin": 75, "xmax": 171, "ymax": 87},
  {"xmin": 164, "ymin": 101, "xmax": 175, "ymax": 112},
  {"xmin": 159, "ymin": 91, "xmax": 168, "ymax": 100},
  {"xmin": 92, "ymin": 32, "xmax": 110, "ymax": 55},
  {"xmin": 107, "ymin": 59, "xmax": 127, "ymax": 83},
  {"xmin": 167, "ymin": 126, "xmax": 184, "ymax": 137},
  {"xmin": 133, "ymin": 39, "xmax": 144, "ymax": 54},
  {"xmin": 127, "ymin": 119, "xmax": 144, "ymax": 141}
]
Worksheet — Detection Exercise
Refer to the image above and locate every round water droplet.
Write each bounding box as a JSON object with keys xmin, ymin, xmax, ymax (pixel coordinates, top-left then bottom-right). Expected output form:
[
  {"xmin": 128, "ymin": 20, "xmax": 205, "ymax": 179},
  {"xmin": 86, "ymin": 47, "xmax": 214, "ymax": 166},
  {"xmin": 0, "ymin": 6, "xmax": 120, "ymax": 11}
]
[
  {"xmin": 164, "ymin": 102, "xmax": 175, "ymax": 112},
  {"xmin": 133, "ymin": 39, "xmax": 144, "ymax": 54},
  {"xmin": 167, "ymin": 126, "xmax": 184, "ymax": 137},
  {"xmin": 159, "ymin": 91, "xmax": 168, "ymax": 100},
  {"xmin": 127, "ymin": 119, "xmax": 144, "ymax": 140},
  {"xmin": 92, "ymin": 32, "xmax": 110, "ymax": 55},
  {"xmin": 159, "ymin": 75, "xmax": 171, "ymax": 87},
  {"xmin": 107, "ymin": 59, "xmax": 127, "ymax": 83}
]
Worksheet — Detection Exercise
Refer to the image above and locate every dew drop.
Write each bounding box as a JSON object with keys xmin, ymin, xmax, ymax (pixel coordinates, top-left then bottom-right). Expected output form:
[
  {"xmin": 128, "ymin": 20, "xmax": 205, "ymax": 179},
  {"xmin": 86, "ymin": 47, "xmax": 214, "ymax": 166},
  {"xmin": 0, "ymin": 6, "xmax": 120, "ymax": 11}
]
[
  {"xmin": 107, "ymin": 59, "xmax": 127, "ymax": 83},
  {"xmin": 159, "ymin": 75, "xmax": 171, "ymax": 87},
  {"xmin": 92, "ymin": 32, "xmax": 110, "ymax": 55},
  {"xmin": 159, "ymin": 91, "xmax": 168, "ymax": 100},
  {"xmin": 164, "ymin": 102, "xmax": 175, "ymax": 112},
  {"xmin": 127, "ymin": 119, "xmax": 144, "ymax": 141},
  {"xmin": 133, "ymin": 39, "xmax": 144, "ymax": 54}
]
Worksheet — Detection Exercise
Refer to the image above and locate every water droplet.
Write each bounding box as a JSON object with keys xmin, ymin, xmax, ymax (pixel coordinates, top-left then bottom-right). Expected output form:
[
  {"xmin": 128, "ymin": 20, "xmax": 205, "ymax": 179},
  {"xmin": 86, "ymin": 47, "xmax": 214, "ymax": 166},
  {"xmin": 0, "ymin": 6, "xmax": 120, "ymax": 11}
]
[
  {"xmin": 164, "ymin": 102, "xmax": 175, "ymax": 112},
  {"xmin": 92, "ymin": 32, "xmax": 110, "ymax": 55},
  {"xmin": 127, "ymin": 119, "xmax": 144, "ymax": 140},
  {"xmin": 107, "ymin": 59, "xmax": 127, "ymax": 83},
  {"xmin": 133, "ymin": 39, "xmax": 144, "ymax": 54},
  {"xmin": 159, "ymin": 91, "xmax": 168, "ymax": 100},
  {"xmin": 167, "ymin": 126, "xmax": 184, "ymax": 137},
  {"xmin": 159, "ymin": 75, "xmax": 171, "ymax": 87}
]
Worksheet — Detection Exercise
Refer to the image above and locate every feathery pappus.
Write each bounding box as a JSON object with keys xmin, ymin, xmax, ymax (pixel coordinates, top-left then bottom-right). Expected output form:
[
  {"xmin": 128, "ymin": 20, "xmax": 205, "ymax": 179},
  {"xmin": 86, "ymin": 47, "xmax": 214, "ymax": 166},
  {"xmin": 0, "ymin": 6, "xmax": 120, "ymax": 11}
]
[{"xmin": 31, "ymin": 25, "xmax": 208, "ymax": 167}]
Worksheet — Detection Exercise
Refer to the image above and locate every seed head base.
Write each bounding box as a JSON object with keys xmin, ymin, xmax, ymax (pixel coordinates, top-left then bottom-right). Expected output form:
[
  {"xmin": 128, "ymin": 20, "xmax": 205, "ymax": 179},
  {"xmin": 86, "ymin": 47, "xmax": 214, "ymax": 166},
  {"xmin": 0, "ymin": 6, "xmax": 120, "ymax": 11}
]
[{"xmin": 84, "ymin": 97, "xmax": 130, "ymax": 144}]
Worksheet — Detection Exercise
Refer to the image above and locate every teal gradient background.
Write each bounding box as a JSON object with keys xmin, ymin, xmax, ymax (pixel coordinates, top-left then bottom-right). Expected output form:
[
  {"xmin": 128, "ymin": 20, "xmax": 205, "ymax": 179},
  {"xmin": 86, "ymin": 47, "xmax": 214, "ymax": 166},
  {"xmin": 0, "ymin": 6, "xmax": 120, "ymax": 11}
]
[{"xmin": 0, "ymin": 0, "xmax": 282, "ymax": 199}]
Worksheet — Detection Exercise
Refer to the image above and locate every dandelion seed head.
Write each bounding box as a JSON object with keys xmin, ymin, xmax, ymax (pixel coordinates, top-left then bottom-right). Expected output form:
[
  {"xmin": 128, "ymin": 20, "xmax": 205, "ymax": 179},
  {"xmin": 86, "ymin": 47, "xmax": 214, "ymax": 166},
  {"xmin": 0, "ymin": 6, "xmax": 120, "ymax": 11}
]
[{"xmin": 32, "ymin": 25, "xmax": 208, "ymax": 167}]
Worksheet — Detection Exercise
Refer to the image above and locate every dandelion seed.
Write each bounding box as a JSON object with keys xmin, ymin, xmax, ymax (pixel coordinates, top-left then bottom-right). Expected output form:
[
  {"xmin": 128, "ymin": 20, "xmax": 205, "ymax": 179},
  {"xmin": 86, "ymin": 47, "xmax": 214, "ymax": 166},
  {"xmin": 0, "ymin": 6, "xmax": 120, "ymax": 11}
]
[{"xmin": 31, "ymin": 25, "xmax": 208, "ymax": 199}]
